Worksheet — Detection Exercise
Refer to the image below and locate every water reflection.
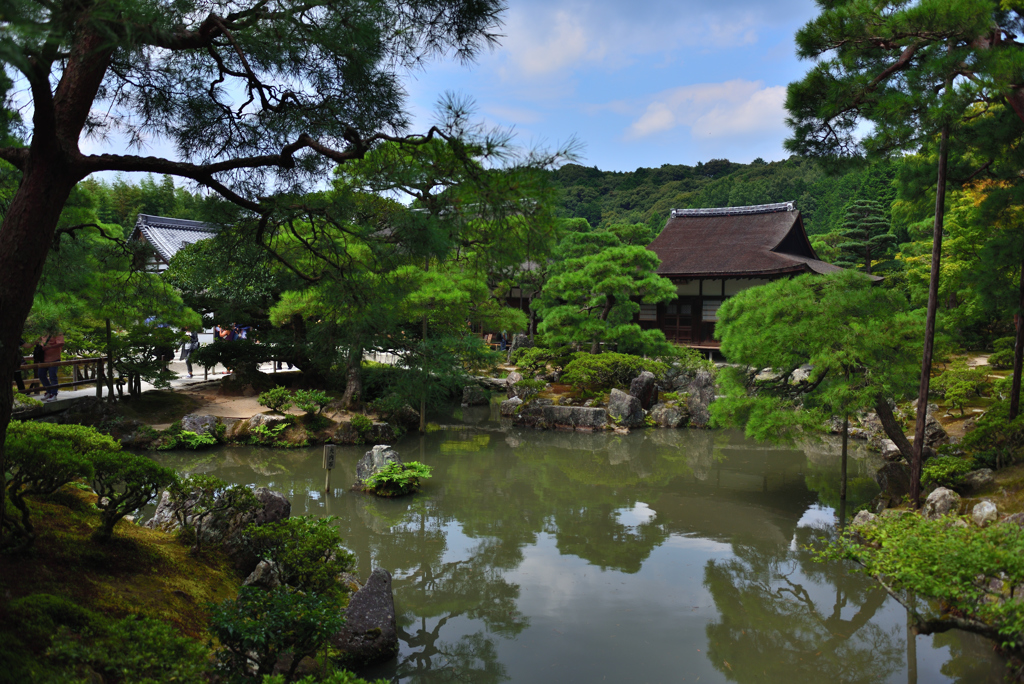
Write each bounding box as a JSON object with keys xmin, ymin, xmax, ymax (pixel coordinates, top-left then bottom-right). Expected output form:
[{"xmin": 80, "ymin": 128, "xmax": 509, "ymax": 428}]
[{"xmin": 151, "ymin": 424, "xmax": 1007, "ymax": 683}]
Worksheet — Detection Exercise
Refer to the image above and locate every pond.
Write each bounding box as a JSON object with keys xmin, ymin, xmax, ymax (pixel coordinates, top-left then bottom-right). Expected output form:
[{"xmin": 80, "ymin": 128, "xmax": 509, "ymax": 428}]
[{"xmin": 153, "ymin": 404, "xmax": 1007, "ymax": 683}]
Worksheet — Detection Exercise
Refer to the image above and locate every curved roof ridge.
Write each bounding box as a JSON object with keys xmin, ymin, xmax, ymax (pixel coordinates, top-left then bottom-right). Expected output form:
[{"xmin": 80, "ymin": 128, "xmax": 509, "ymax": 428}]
[{"xmin": 669, "ymin": 201, "xmax": 795, "ymax": 218}]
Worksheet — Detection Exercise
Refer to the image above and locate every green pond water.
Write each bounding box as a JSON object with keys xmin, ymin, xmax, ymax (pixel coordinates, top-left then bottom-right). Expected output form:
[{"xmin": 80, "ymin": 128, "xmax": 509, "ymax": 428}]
[{"xmin": 153, "ymin": 404, "xmax": 1007, "ymax": 683}]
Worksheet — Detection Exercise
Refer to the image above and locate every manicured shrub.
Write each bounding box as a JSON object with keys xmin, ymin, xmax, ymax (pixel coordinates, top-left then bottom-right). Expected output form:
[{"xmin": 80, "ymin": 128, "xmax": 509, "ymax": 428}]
[
  {"xmin": 364, "ymin": 461, "xmax": 432, "ymax": 497},
  {"xmin": 960, "ymin": 401, "xmax": 1024, "ymax": 469},
  {"xmin": 990, "ymin": 337, "xmax": 1015, "ymax": 369},
  {"xmin": 47, "ymin": 614, "xmax": 210, "ymax": 683},
  {"xmin": 243, "ymin": 516, "xmax": 355, "ymax": 597},
  {"xmin": 8, "ymin": 593, "xmax": 100, "ymax": 651},
  {"xmin": 561, "ymin": 352, "xmax": 669, "ymax": 391},
  {"xmin": 209, "ymin": 586, "xmax": 346, "ymax": 681},
  {"xmin": 931, "ymin": 359, "xmax": 990, "ymax": 415},
  {"xmin": 512, "ymin": 345, "xmax": 575, "ymax": 377},
  {"xmin": 4, "ymin": 421, "xmax": 117, "ymax": 549},
  {"xmin": 90, "ymin": 451, "xmax": 178, "ymax": 543},
  {"xmin": 259, "ymin": 386, "xmax": 293, "ymax": 413},
  {"xmin": 293, "ymin": 389, "xmax": 331, "ymax": 415},
  {"xmin": 921, "ymin": 455, "xmax": 977, "ymax": 489}
]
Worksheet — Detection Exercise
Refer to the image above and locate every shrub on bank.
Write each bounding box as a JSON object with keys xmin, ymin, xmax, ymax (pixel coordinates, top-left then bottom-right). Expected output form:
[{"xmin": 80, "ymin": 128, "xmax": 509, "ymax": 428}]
[
  {"xmin": 561, "ymin": 352, "xmax": 669, "ymax": 391},
  {"xmin": 91, "ymin": 451, "xmax": 178, "ymax": 543}
]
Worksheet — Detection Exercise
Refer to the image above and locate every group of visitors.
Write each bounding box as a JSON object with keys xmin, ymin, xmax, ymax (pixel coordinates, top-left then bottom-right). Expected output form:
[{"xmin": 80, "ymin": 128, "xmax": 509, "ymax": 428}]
[{"xmin": 14, "ymin": 333, "xmax": 65, "ymax": 402}]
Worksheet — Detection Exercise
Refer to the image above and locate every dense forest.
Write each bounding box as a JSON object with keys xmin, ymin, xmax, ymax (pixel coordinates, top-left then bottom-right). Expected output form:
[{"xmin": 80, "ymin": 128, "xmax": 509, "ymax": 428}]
[{"xmin": 547, "ymin": 156, "xmax": 899, "ymax": 243}]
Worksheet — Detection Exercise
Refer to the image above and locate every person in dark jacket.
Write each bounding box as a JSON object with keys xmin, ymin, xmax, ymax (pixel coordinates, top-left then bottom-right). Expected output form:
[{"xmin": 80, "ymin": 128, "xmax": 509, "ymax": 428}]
[{"xmin": 180, "ymin": 329, "xmax": 200, "ymax": 378}]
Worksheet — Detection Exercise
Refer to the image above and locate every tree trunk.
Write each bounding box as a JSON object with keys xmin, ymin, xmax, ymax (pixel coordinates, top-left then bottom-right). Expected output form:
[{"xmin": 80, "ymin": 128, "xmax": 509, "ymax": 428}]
[
  {"xmin": 342, "ymin": 344, "xmax": 364, "ymax": 409},
  {"xmin": 1011, "ymin": 260, "xmax": 1024, "ymax": 420},
  {"xmin": 0, "ymin": 163, "xmax": 80, "ymax": 538},
  {"xmin": 590, "ymin": 295, "xmax": 616, "ymax": 354},
  {"xmin": 840, "ymin": 415, "xmax": 849, "ymax": 502},
  {"xmin": 419, "ymin": 314, "xmax": 428, "ymax": 434},
  {"xmin": 875, "ymin": 395, "xmax": 917, "ymax": 462},
  {"xmin": 911, "ymin": 124, "xmax": 949, "ymax": 508}
]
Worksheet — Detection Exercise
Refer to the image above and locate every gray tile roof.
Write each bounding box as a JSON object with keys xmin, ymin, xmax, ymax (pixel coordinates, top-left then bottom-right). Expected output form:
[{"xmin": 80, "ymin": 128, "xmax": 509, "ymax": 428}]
[{"xmin": 131, "ymin": 214, "xmax": 218, "ymax": 263}]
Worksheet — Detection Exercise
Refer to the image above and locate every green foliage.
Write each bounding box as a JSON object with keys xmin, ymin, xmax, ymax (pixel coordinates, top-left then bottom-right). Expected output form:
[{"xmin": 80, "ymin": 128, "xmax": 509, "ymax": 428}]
[
  {"xmin": 249, "ymin": 422, "xmax": 290, "ymax": 447},
  {"xmin": 293, "ymin": 389, "xmax": 331, "ymax": 415},
  {"xmin": 932, "ymin": 359, "xmax": 990, "ymax": 416},
  {"xmin": 262, "ymin": 672, "xmax": 388, "ymax": 684},
  {"xmin": 259, "ymin": 386, "xmax": 294, "ymax": 413},
  {"xmin": 363, "ymin": 461, "xmax": 433, "ymax": 497},
  {"xmin": 243, "ymin": 516, "xmax": 355, "ymax": 597},
  {"xmin": 167, "ymin": 475, "xmax": 259, "ymax": 554},
  {"xmin": 512, "ymin": 345, "xmax": 575, "ymax": 377},
  {"xmin": 4, "ymin": 421, "xmax": 118, "ymax": 549},
  {"xmin": 818, "ymin": 513, "xmax": 1024, "ymax": 654},
  {"xmin": 960, "ymin": 401, "xmax": 1024, "ymax": 469},
  {"xmin": 7, "ymin": 593, "xmax": 100, "ymax": 652},
  {"xmin": 47, "ymin": 614, "xmax": 210, "ymax": 684},
  {"xmin": 711, "ymin": 271, "xmax": 923, "ymax": 448},
  {"xmin": 511, "ymin": 378, "xmax": 546, "ymax": 400},
  {"xmin": 157, "ymin": 429, "xmax": 218, "ymax": 451},
  {"xmin": 560, "ymin": 352, "xmax": 669, "ymax": 392},
  {"xmin": 921, "ymin": 455, "xmax": 978, "ymax": 490},
  {"xmin": 833, "ymin": 199, "xmax": 896, "ymax": 274},
  {"xmin": 90, "ymin": 451, "xmax": 178, "ymax": 543},
  {"xmin": 349, "ymin": 413, "xmax": 373, "ymax": 437},
  {"xmin": 209, "ymin": 586, "xmax": 346, "ymax": 680},
  {"xmin": 990, "ymin": 337, "xmax": 1015, "ymax": 369}
]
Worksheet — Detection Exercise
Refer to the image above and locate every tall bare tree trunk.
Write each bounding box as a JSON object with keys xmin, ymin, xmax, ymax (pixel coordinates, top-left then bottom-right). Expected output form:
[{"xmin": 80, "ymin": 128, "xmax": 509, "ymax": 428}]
[
  {"xmin": 1011, "ymin": 260, "xmax": 1024, "ymax": 420},
  {"xmin": 341, "ymin": 344, "xmax": 363, "ymax": 409},
  {"xmin": 911, "ymin": 124, "xmax": 949, "ymax": 508}
]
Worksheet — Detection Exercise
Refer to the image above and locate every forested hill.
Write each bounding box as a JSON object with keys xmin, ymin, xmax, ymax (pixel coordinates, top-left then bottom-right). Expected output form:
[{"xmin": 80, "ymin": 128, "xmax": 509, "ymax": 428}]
[{"xmin": 549, "ymin": 156, "xmax": 897, "ymax": 238}]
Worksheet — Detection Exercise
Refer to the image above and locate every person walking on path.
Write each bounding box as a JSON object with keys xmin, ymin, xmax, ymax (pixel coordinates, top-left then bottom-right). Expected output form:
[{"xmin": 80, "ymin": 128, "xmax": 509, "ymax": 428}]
[
  {"xmin": 180, "ymin": 329, "xmax": 200, "ymax": 378},
  {"xmin": 38, "ymin": 332, "xmax": 64, "ymax": 401}
]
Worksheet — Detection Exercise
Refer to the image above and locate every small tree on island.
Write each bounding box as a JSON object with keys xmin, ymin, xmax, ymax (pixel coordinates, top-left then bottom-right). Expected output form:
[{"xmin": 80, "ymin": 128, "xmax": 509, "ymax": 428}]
[{"xmin": 711, "ymin": 270, "xmax": 925, "ymax": 499}]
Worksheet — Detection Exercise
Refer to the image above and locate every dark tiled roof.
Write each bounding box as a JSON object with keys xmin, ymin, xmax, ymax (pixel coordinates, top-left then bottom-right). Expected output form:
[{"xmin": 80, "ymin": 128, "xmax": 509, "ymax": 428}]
[
  {"xmin": 131, "ymin": 214, "xmax": 218, "ymax": 263},
  {"xmin": 649, "ymin": 202, "xmax": 842, "ymax": 278}
]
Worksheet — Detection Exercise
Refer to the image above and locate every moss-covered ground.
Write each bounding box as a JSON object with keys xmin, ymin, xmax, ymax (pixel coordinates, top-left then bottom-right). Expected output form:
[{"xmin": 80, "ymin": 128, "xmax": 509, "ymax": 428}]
[{"xmin": 0, "ymin": 487, "xmax": 241, "ymax": 679}]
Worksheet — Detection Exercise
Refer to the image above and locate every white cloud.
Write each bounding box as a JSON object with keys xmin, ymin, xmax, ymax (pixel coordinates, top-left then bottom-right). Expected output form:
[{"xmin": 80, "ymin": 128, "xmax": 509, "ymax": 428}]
[
  {"xmin": 625, "ymin": 80, "xmax": 787, "ymax": 140},
  {"xmin": 501, "ymin": 10, "xmax": 607, "ymax": 76}
]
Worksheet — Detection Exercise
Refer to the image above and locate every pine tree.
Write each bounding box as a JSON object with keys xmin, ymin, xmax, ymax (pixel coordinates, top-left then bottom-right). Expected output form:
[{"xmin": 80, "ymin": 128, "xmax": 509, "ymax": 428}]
[{"xmin": 835, "ymin": 200, "xmax": 896, "ymax": 275}]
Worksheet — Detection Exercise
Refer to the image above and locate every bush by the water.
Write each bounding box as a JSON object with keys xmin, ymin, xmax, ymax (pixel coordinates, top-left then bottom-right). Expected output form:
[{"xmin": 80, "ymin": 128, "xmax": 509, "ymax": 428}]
[
  {"xmin": 167, "ymin": 474, "xmax": 260, "ymax": 554},
  {"xmin": 561, "ymin": 352, "xmax": 669, "ymax": 391},
  {"xmin": 259, "ymin": 386, "xmax": 293, "ymax": 413},
  {"xmin": 365, "ymin": 461, "xmax": 433, "ymax": 496},
  {"xmin": 512, "ymin": 345, "xmax": 575, "ymax": 377},
  {"xmin": 243, "ymin": 516, "xmax": 355, "ymax": 597},
  {"xmin": 294, "ymin": 389, "xmax": 331, "ymax": 415}
]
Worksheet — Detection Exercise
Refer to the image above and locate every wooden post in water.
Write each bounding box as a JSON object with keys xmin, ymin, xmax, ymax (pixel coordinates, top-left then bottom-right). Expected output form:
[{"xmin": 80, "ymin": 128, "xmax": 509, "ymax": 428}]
[{"xmin": 323, "ymin": 444, "xmax": 336, "ymax": 495}]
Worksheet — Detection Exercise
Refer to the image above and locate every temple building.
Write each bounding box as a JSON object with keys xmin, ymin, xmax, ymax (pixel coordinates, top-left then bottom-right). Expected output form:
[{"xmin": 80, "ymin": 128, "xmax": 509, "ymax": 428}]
[
  {"xmin": 644, "ymin": 202, "xmax": 840, "ymax": 348},
  {"xmin": 129, "ymin": 213, "xmax": 218, "ymax": 272}
]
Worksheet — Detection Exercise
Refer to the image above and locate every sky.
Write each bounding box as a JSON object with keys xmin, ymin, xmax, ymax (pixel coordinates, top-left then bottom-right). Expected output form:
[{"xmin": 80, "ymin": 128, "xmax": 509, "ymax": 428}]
[{"xmin": 401, "ymin": 0, "xmax": 822, "ymax": 172}]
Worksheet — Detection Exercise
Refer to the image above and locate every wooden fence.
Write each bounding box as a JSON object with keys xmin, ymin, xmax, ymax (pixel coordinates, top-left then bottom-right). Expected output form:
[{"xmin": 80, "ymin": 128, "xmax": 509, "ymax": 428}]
[{"xmin": 13, "ymin": 356, "xmax": 109, "ymax": 399}]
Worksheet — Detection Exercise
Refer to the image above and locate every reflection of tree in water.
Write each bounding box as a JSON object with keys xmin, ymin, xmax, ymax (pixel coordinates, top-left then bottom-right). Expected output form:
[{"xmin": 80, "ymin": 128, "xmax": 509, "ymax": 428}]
[
  {"xmin": 554, "ymin": 501, "xmax": 666, "ymax": 574},
  {"xmin": 703, "ymin": 524, "xmax": 902, "ymax": 683},
  {"xmin": 933, "ymin": 629, "xmax": 1008, "ymax": 683}
]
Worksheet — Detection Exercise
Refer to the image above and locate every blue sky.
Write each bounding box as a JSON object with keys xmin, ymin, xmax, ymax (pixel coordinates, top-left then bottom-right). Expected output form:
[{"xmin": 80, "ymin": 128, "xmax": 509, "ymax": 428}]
[{"xmin": 403, "ymin": 0, "xmax": 821, "ymax": 171}]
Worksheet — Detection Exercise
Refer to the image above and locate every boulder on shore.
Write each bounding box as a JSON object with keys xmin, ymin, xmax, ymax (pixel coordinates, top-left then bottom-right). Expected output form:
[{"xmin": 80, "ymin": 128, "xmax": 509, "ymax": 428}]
[
  {"xmin": 512, "ymin": 404, "xmax": 607, "ymax": 431},
  {"xmin": 872, "ymin": 461, "xmax": 911, "ymax": 511},
  {"xmin": 499, "ymin": 396, "xmax": 523, "ymax": 416},
  {"xmin": 331, "ymin": 568, "xmax": 399, "ymax": 667},
  {"xmin": 649, "ymin": 402, "xmax": 688, "ymax": 428},
  {"xmin": 629, "ymin": 371, "xmax": 658, "ymax": 410},
  {"xmin": 180, "ymin": 413, "xmax": 218, "ymax": 436},
  {"xmin": 608, "ymin": 388, "xmax": 644, "ymax": 428},
  {"xmin": 923, "ymin": 487, "xmax": 962, "ymax": 520}
]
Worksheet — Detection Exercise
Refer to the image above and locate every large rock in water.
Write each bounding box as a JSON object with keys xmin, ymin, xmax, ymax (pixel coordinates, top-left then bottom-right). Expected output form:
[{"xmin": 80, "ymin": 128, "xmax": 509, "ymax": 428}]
[
  {"xmin": 608, "ymin": 388, "xmax": 644, "ymax": 428},
  {"xmin": 505, "ymin": 371, "xmax": 523, "ymax": 398},
  {"xmin": 684, "ymin": 368, "xmax": 716, "ymax": 428},
  {"xmin": 499, "ymin": 396, "xmax": 523, "ymax": 416},
  {"xmin": 356, "ymin": 445, "xmax": 402, "ymax": 484},
  {"xmin": 180, "ymin": 413, "xmax": 218, "ymax": 436},
  {"xmin": 512, "ymin": 405, "xmax": 607, "ymax": 431},
  {"xmin": 649, "ymin": 402, "xmax": 688, "ymax": 428},
  {"xmin": 461, "ymin": 385, "xmax": 489, "ymax": 407},
  {"xmin": 629, "ymin": 371, "xmax": 658, "ymax": 410},
  {"xmin": 872, "ymin": 461, "xmax": 911, "ymax": 511},
  {"xmin": 331, "ymin": 568, "xmax": 399, "ymax": 667}
]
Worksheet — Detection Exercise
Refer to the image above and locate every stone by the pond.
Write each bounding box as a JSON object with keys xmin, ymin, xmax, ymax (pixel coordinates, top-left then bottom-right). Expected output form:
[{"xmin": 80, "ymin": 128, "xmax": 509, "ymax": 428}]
[
  {"xmin": 1002, "ymin": 512, "xmax": 1024, "ymax": 527},
  {"xmin": 180, "ymin": 413, "xmax": 218, "ymax": 436},
  {"xmin": 880, "ymin": 439, "xmax": 902, "ymax": 461},
  {"xmin": 147, "ymin": 486, "xmax": 291, "ymax": 575},
  {"xmin": 963, "ymin": 468, "xmax": 995, "ymax": 491},
  {"xmin": 608, "ymin": 388, "xmax": 644, "ymax": 428},
  {"xmin": 973, "ymin": 501, "xmax": 998, "ymax": 527},
  {"xmin": 629, "ymin": 371, "xmax": 658, "ymax": 410},
  {"xmin": 649, "ymin": 403, "xmax": 688, "ymax": 428},
  {"xmin": 356, "ymin": 445, "xmax": 402, "ymax": 483},
  {"xmin": 923, "ymin": 487, "xmax": 961, "ymax": 520},
  {"xmin": 500, "ymin": 396, "xmax": 523, "ymax": 416},
  {"xmin": 505, "ymin": 371, "xmax": 523, "ymax": 398},
  {"xmin": 873, "ymin": 461, "xmax": 911, "ymax": 510},
  {"xmin": 243, "ymin": 560, "xmax": 281, "ymax": 589},
  {"xmin": 248, "ymin": 412, "xmax": 290, "ymax": 430},
  {"xmin": 851, "ymin": 510, "xmax": 877, "ymax": 527},
  {"xmin": 461, "ymin": 385, "xmax": 489, "ymax": 407},
  {"xmin": 512, "ymin": 405, "xmax": 607, "ymax": 431},
  {"xmin": 331, "ymin": 568, "xmax": 399, "ymax": 668}
]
